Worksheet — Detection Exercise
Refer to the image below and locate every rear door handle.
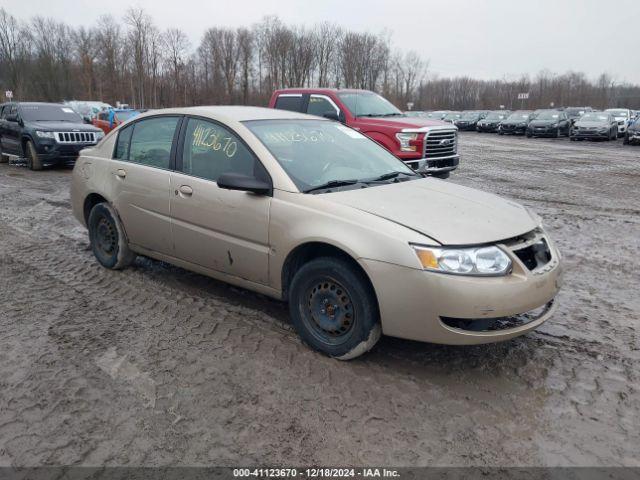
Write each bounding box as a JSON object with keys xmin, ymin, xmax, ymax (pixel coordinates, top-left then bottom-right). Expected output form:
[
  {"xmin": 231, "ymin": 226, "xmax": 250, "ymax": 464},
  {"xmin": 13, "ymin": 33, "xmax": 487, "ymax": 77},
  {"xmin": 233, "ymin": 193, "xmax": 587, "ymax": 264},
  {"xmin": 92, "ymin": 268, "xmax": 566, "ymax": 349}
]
[
  {"xmin": 114, "ymin": 168, "xmax": 126, "ymax": 178},
  {"xmin": 177, "ymin": 185, "xmax": 193, "ymax": 197}
]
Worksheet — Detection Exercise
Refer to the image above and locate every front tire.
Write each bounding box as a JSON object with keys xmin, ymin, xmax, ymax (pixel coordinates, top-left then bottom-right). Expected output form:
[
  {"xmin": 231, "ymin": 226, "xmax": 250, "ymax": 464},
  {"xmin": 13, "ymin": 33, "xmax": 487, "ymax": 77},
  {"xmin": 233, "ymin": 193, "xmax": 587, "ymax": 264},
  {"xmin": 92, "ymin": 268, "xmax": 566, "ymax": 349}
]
[
  {"xmin": 88, "ymin": 202, "xmax": 136, "ymax": 270},
  {"xmin": 25, "ymin": 140, "xmax": 43, "ymax": 171},
  {"xmin": 623, "ymin": 133, "xmax": 630, "ymax": 145},
  {"xmin": 288, "ymin": 257, "xmax": 381, "ymax": 360},
  {"xmin": 0, "ymin": 139, "xmax": 7, "ymax": 163}
]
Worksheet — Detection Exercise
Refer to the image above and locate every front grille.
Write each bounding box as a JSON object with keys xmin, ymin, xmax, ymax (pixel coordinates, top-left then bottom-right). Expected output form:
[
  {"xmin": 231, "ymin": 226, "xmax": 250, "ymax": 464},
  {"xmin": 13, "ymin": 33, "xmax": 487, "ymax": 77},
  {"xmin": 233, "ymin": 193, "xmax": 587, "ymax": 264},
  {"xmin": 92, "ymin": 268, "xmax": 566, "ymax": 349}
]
[
  {"xmin": 441, "ymin": 301, "xmax": 554, "ymax": 332},
  {"xmin": 502, "ymin": 229, "xmax": 553, "ymax": 272},
  {"xmin": 54, "ymin": 131, "xmax": 97, "ymax": 144},
  {"xmin": 423, "ymin": 128, "xmax": 457, "ymax": 159}
]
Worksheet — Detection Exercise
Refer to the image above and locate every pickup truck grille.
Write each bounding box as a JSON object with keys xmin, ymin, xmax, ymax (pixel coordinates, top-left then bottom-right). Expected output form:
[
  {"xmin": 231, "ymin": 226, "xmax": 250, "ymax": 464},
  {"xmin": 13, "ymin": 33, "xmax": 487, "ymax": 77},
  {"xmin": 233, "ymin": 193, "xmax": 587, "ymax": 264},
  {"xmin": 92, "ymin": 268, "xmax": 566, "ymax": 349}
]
[
  {"xmin": 423, "ymin": 129, "xmax": 457, "ymax": 159},
  {"xmin": 54, "ymin": 132, "xmax": 97, "ymax": 144}
]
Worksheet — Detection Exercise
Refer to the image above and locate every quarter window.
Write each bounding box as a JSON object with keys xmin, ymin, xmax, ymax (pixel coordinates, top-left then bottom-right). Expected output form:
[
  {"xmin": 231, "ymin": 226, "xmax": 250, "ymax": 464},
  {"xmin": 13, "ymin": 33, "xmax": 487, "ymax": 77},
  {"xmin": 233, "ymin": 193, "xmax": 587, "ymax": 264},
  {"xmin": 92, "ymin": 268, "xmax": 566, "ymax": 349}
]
[
  {"xmin": 274, "ymin": 95, "xmax": 303, "ymax": 112},
  {"xmin": 307, "ymin": 96, "xmax": 338, "ymax": 118},
  {"xmin": 181, "ymin": 118, "xmax": 262, "ymax": 182},
  {"xmin": 114, "ymin": 124, "xmax": 133, "ymax": 160},
  {"xmin": 128, "ymin": 116, "xmax": 179, "ymax": 169}
]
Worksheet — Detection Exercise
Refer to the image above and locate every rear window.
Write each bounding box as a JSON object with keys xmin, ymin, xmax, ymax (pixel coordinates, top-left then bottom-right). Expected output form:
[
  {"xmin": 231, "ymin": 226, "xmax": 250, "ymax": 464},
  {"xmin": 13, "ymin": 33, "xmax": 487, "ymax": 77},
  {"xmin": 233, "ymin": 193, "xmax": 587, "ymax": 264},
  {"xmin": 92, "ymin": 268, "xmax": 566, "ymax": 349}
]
[{"xmin": 274, "ymin": 95, "xmax": 303, "ymax": 112}]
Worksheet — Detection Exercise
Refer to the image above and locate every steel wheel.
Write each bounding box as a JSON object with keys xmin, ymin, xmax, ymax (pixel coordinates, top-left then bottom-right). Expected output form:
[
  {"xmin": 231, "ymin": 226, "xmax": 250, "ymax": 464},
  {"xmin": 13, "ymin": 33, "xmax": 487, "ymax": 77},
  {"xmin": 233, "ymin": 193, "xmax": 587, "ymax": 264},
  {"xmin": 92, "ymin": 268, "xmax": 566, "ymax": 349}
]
[
  {"xmin": 305, "ymin": 277, "xmax": 355, "ymax": 343},
  {"xmin": 95, "ymin": 215, "xmax": 118, "ymax": 257}
]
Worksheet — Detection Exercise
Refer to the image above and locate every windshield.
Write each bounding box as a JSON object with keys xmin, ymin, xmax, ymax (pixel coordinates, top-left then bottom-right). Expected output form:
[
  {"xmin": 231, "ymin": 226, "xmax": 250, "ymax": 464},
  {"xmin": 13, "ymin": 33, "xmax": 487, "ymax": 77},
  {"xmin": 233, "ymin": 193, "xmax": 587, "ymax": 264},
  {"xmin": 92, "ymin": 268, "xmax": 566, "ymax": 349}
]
[
  {"xmin": 115, "ymin": 110, "xmax": 138, "ymax": 122},
  {"xmin": 485, "ymin": 112, "xmax": 509, "ymax": 121},
  {"xmin": 337, "ymin": 92, "xmax": 402, "ymax": 117},
  {"xmin": 581, "ymin": 113, "xmax": 609, "ymax": 122},
  {"xmin": 461, "ymin": 112, "xmax": 480, "ymax": 120},
  {"xmin": 506, "ymin": 113, "xmax": 530, "ymax": 122},
  {"xmin": 20, "ymin": 104, "xmax": 83, "ymax": 122},
  {"xmin": 536, "ymin": 111, "xmax": 561, "ymax": 120},
  {"xmin": 606, "ymin": 110, "xmax": 628, "ymax": 118},
  {"xmin": 444, "ymin": 112, "xmax": 461, "ymax": 120},
  {"xmin": 566, "ymin": 108, "xmax": 586, "ymax": 116},
  {"xmin": 244, "ymin": 119, "xmax": 416, "ymax": 192}
]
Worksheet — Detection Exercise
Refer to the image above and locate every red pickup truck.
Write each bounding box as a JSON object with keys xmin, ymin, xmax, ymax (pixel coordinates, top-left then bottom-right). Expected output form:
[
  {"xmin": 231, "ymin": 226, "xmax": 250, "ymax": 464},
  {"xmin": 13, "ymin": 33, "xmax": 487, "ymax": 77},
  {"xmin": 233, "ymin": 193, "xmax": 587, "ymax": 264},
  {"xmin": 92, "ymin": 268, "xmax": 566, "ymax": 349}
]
[{"xmin": 269, "ymin": 88, "xmax": 459, "ymax": 177}]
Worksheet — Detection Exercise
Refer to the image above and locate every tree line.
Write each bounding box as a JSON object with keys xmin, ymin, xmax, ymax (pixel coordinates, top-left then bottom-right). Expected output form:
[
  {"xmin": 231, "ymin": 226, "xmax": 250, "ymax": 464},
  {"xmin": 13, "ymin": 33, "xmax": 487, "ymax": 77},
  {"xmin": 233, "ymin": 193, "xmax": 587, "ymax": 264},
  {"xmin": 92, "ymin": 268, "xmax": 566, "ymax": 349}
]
[{"xmin": 1, "ymin": 7, "xmax": 639, "ymax": 111}]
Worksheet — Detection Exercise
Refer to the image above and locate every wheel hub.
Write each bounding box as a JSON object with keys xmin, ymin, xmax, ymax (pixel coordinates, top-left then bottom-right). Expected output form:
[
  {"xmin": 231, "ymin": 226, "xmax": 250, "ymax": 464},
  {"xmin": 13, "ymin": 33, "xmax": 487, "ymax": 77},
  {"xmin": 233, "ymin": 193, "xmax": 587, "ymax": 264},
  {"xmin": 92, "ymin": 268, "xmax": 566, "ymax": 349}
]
[
  {"xmin": 307, "ymin": 280, "xmax": 353, "ymax": 337},
  {"xmin": 96, "ymin": 217, "xmax": 117, "ymax": 255}
]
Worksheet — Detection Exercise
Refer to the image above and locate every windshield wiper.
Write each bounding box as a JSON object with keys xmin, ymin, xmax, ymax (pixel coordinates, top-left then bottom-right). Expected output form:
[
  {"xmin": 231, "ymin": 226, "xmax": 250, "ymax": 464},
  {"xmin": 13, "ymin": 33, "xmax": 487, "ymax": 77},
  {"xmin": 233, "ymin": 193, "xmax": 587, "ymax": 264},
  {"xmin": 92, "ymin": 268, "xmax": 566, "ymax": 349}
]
[
  {"xmin": 364, "ymin": 171, "xmax": 418, "ymax": 183},
  {"xmin": 304, "ymin": 179, "xmax": 359, "ymax": 193},
  {"xmin": 356, "ymin": 113, "xmax": 387, "ymax": 118},
  {"xmin": 378, "ymin": 113, "xmax": 404, "ymax": 117}
]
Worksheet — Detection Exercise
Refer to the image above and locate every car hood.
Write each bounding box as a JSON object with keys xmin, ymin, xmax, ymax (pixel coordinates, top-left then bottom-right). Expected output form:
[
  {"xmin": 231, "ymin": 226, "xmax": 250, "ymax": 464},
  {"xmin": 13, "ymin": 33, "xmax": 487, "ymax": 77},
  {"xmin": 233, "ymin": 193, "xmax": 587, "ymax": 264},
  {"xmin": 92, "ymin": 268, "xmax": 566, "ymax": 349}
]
[
  {"xmin": 323, "ymin": 178, "xmax": 537, "ymax": 245},
  {"xmin": 355, "ymin": 116, "xmax": 452, "ymax": 130},
  {"xmin": 529, "ymin": 119, "xmax": 558, "ymax": 127},
  {"xmin": 574, "ymin": 121, "xmax": 607, "ymax": 128},
  {"xmin": 28, "ymin": 121, "xmax": 101, "ymax": 132}
]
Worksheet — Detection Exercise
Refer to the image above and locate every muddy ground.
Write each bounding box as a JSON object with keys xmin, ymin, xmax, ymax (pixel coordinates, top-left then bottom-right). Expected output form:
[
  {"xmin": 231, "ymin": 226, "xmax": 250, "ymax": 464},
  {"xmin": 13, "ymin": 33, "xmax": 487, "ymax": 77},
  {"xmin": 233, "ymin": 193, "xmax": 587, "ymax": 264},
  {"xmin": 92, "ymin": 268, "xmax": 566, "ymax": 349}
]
[{"xmin": 0, "ymin": 133, "xmax": 638, "ymax": 467}]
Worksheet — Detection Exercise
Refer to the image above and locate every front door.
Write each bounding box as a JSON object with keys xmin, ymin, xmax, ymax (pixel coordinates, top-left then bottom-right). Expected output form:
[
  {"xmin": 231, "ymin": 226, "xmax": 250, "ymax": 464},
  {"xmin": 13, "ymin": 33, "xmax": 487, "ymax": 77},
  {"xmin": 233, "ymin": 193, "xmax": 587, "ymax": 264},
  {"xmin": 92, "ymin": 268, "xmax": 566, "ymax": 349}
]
[
  {"xmin": 170, "ymin": 117, "xmax": 271, "ymax": 285},
  {"xmin": 109, "ymin": 116, "xmax": 181, "ymax": 256}
]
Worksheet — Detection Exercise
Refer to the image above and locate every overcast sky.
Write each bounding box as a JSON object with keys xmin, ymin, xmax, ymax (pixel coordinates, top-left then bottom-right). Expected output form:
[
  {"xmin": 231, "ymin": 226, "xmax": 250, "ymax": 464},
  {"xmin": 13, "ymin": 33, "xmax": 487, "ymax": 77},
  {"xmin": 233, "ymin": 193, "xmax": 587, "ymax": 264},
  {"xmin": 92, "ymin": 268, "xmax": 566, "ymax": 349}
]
[{"xmin": 4, "ymin": 0, "xmax": 639, "ymax": 84}]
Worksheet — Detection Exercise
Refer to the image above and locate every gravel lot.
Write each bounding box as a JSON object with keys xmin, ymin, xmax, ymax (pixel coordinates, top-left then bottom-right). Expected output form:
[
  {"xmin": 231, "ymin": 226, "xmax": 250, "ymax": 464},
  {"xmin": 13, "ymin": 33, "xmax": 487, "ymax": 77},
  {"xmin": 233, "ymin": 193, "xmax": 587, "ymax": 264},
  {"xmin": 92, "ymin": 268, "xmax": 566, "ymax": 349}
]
[{"xmin": 0, "ymin": 133, "xmax": 638, "ymax": 467}]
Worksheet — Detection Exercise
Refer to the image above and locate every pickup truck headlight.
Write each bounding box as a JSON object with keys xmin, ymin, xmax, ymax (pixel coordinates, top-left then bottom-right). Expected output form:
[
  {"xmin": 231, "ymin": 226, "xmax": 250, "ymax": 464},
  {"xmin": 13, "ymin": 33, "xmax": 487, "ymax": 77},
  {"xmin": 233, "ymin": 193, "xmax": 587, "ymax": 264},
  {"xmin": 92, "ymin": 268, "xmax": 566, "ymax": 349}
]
[
  {"xmin": 396, "ymin": 132, "xmax": 419, "ymax": 152},
  {"xmin": 412, "ymin": 244, "xmax": 512, "ymax": 276},
  {"xmin": 35, "ymin": 131, "xmax": 55, "ymax": 139}
]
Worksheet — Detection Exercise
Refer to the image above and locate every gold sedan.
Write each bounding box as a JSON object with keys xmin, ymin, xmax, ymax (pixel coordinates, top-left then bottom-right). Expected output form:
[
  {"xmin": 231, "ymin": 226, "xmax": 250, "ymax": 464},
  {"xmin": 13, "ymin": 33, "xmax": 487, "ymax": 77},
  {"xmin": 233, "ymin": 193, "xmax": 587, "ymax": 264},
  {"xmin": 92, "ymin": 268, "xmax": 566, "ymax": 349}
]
[{"xmin": 71, "ymin": 107, "xmax": 562, "ymax": 359}]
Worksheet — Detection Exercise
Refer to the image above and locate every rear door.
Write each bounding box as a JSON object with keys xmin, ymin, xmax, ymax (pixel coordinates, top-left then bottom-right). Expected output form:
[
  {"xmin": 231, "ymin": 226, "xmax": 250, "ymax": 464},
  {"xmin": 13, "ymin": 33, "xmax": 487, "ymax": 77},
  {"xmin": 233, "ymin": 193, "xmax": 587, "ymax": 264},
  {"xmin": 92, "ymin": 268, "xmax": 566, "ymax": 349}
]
[
  {"xmin": 109, "ymin": 115, "xmax": 182, "ymax": 256},
  {"xmin": 169, "ymin": 116, "xmax": 271, "ymax": 284}
]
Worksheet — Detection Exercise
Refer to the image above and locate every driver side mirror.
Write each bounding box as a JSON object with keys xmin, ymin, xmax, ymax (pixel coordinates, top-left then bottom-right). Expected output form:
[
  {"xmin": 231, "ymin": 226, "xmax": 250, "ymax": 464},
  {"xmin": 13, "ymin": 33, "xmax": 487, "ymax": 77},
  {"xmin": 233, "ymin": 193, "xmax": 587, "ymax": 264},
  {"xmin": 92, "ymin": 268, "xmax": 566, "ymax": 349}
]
[
  {"xmin": 322, "ymin": 111, "xmax": 342, "ymax": 122},
  {"xmin": 217, "ymin": 173, "xmax": 271, "ymax": 196}
]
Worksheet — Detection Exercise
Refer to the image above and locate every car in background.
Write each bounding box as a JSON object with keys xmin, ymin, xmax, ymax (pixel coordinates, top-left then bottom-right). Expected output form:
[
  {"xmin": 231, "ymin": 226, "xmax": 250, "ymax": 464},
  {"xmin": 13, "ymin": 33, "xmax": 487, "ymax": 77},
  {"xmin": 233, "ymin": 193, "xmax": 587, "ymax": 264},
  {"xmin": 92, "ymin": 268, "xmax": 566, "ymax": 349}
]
[
  {"xmin": 270, "ymin": 88, "xmax": 459, "ymax": 177},
  {"xmin": 570, "ymin": 112, "xmax": 618, "ymax": 141},
  {"xmin": 0, "ymin": 102, "xmax": 103, "ymax": 170},
  {"xmin": 442, "ymin": 111, "xmax": 462, "ymax": 124},
  {"xmin": 498, "ymin": 111, "xmax": 533, "ymax": 135},
  {"xmin": 71, "ymin": 106, "xmax": 562, "ymax": 359},
  {"xmin": 476, "ymin": 110, "xmax": 511, "ymax": 133},
  {"xmin": 623, "ymin": 115, "xmax": 640, "ymax": 145},
  {"xmin": 64, "ymin": 100, "xmax": 112, "ymax": 123},
  {"xmin": 564, "ymin": 106, "xmax": 593, "ymax": 125},
  {"xmin": 526, "ymin": 110, "xmax": 571, "ymax": 138},
  {"xmin": 605, "ymin": 108, "xmax": 632, "ymax": 138},
  {"xmin": 92, "ymin": 108, "xmax": 141, "ymax": 134},
  {"xmin": 404, "ymin": 111, "xmax": 429, "ymax": 118},
  {"xmin": 426, "ymin": 111, "xmax": 449, "ymax": 120},
  {"xmin": 454, "ymin": 111, "xmax": 489, "ymax": 131}
]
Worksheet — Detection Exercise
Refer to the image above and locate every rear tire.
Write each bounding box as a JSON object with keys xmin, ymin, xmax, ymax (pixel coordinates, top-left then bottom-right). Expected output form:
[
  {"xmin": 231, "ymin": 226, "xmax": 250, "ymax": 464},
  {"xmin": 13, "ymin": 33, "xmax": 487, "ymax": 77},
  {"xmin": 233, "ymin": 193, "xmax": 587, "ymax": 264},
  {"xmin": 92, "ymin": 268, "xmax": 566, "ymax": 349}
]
[
  {"xmin": 88, "ymin": 202, "xmax": 136, "ymax": 270},
  {"xmin": 288, "ymin": 257, "xmax": 381, "ymax": 360},
  {"xmin": 25, "ymin": 140, "xmax": 43, "ymax": 171}
]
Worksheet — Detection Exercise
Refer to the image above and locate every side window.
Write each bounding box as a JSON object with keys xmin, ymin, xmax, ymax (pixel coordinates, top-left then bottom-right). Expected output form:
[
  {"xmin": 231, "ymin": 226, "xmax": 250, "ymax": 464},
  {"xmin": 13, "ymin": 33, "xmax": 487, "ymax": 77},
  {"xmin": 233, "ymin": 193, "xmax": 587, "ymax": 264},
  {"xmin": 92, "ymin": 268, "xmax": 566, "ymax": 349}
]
[
  {"xmin": 114, "ymin": 124, "xmax": 134, "ymax": 160},
  {"xmin": 182, "ymin": 118, "xmax": 264, "ymax": 183},
  {"xmin": 307, "ymin": 96, "xmax": 338, "ymax": 117},
  {"xmin": 99, "ymin": 112, "xmax": 108, "ymax": 121},
  {"xmin": 274, "ymin": 95, "xmax": 303, "ymax": 112},
  {"xmin": 128, "ymin": 116, "xmax": 179, "ymax": 169},
  {"xmin": 0, "ymin": 106, "xmax": 5, "ymax": 119}
]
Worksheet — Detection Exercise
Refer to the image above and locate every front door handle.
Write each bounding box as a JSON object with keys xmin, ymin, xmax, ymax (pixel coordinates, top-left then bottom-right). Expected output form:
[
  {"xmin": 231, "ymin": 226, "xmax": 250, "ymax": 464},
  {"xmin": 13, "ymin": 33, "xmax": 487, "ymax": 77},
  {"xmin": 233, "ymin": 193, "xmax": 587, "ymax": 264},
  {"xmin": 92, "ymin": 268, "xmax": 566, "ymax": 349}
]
[
  {"xmin": 114, "ymin": 168, "xmax": 126, "ymax": 178},
  {"xmin": 177, "ymin": 185, "xmax": 193, "ymax": 197}
]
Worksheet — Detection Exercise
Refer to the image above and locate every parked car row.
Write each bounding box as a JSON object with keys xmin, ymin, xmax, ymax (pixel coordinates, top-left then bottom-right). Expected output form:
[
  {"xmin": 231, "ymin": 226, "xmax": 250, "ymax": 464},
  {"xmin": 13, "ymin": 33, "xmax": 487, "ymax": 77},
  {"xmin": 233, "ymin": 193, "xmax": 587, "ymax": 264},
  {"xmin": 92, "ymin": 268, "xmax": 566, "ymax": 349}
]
[{"xmin": 407, "ymin": 107, "xmax": 639, "ymax": 144}]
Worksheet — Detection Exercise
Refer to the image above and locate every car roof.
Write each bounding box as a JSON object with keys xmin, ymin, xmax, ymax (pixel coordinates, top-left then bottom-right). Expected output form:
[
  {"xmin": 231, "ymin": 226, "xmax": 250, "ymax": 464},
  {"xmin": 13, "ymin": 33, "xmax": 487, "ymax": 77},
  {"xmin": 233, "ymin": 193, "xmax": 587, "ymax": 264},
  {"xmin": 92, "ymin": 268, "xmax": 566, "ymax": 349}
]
[{"xmin": 133, "ymin": 106, "xmax": 322, "ymax": 122}]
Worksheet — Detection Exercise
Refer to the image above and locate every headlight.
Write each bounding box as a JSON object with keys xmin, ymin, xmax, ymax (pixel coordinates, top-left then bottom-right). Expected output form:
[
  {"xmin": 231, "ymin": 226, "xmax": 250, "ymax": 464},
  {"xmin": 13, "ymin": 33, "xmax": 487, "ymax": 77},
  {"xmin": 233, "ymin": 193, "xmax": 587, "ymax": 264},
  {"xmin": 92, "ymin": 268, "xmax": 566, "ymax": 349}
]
[
  {"xmin": 95, "ymin": 131, "xmax": 105, "ymax": 140},
  {"xmin": 396, "ymin": 132, "xmax": 419, "ymax": 152},
  {"xmin": 411, "ymin": 245, "xmax": 512, "ymax": 276},
  {"xmin": 550, "ymin": 123, "xmax": 558, "ymax": 128},
  {"xmin": 35, "ymin": 131, "xmax": 55, "ymax": 139}
]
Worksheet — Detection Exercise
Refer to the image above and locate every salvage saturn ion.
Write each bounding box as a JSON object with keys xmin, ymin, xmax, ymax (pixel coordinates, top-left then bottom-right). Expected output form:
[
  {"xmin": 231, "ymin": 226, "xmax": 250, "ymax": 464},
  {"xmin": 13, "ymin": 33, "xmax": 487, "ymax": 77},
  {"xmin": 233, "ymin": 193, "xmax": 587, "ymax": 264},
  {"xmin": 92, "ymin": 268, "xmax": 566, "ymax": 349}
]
[{"xmin": 70, "ymin": 107, "xmax": 563, "ymax": 359}]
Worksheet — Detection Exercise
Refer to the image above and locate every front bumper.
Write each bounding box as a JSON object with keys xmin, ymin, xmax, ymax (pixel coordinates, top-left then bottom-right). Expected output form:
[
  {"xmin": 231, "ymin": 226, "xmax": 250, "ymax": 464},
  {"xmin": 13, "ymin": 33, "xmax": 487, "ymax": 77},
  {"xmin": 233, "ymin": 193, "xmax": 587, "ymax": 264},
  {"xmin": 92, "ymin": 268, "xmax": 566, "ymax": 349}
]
[
  {"xmin": 528, "ymin": 126, "xmax": 559, "ymax": 137},
  {"xmin": 360, "ymin": 233, "xmax": 562, "ymax": 345},
  {"xmin": 627, "ymin": 132, "xmax": 640, "ymax": 144},
  {"xmin": 476, "ymin": 123, "xmax": 499, "ymax": 132},
  {"xmin": 35, "ymin": 141, "xmax": 97, "ymax": 166},
  {"xmin": 500, "ymin": 125, "xmax": 527, "ymax": 135},
  {"xmin": 404, "ymin": 154, "xmax": 460, "ymax": 175},
  {"xmin": 571, "ymin": 130, "xmax": 609, "ymax": 139}
]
